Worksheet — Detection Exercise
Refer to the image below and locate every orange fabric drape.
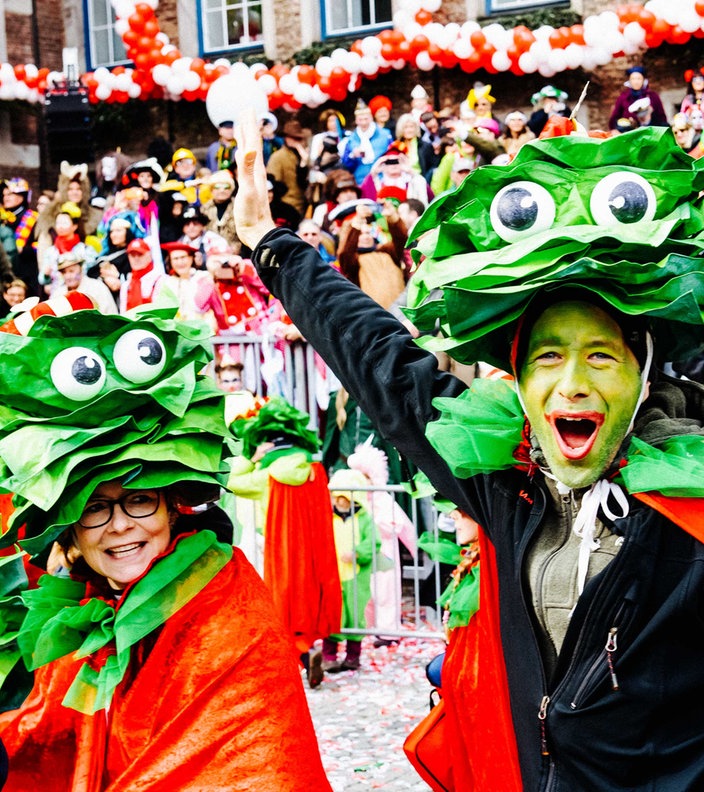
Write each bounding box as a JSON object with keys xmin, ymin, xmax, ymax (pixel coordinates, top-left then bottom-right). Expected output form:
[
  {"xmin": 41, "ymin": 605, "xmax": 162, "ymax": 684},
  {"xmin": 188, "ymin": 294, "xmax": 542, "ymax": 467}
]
[
  {"xmin": 264, "ymin": 461, "xmax": 342, "ymax": 656},
  {"xmin": 1, "ymin": 549, "xmax": 332, "ymax": 791}
]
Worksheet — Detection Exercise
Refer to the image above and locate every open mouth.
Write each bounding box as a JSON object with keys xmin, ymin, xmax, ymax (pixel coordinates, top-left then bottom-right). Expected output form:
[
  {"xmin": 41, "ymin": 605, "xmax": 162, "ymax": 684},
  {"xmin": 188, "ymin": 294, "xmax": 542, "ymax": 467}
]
[
  {"xmin": 105, "ymin": 542, "xmax": 145, "ymax": 558},
  {"xmin": 547, "ymin": 411, "xmax": 604, "ymax": 460}
]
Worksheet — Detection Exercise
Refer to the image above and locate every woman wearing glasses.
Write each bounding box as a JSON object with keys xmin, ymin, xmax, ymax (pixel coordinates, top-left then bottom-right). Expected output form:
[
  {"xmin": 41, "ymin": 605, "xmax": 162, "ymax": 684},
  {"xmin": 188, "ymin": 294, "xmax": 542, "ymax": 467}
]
[{"xmin": 0, "ymin": 300, "xmax": 331, "ymax": 791}]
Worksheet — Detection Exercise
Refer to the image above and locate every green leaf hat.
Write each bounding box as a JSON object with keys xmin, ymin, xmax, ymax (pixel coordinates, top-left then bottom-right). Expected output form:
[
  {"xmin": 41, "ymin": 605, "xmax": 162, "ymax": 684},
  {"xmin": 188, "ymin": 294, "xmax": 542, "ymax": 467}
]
[
  {"xmin": 405, "ymin": 127, "xmax": 704, "ymax": 370},
  {"xmin": 0, "ymin": 305, "xmax": 234, "ymax": 555}
]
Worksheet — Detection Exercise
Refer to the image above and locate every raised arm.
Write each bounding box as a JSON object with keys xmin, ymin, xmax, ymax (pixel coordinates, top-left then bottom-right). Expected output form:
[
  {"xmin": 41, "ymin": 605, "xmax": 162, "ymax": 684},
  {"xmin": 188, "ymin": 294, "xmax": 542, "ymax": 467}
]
[{"xmin": 234, "ymin": 109, "xmax": 470, "ymax": 506}]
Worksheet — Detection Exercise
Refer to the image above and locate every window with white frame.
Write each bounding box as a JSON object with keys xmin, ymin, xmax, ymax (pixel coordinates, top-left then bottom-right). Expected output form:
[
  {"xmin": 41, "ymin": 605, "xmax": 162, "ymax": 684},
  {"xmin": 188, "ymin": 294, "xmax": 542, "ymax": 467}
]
[
  {"xmin": 323, "ymin": 0, "xmax": 392, "ymax": 37},
  {"xmin": 486, "ymin": 0, "xmax": 561, "ymax": 12},
  {"xmin": 86, "ymin": 0, "xmax": 128, "ymax": 68},
  {"xmin": 200, "ymin": 0, "xmax": 264, "ymax": 54}
]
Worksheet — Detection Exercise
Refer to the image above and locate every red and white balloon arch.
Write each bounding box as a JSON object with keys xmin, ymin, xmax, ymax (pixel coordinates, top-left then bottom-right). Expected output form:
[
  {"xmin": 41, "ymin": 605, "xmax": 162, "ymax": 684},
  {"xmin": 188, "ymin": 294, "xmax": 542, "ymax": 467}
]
[{"xmin": 1, "ymin": 0, "xmax": 703, "ymax": 112}]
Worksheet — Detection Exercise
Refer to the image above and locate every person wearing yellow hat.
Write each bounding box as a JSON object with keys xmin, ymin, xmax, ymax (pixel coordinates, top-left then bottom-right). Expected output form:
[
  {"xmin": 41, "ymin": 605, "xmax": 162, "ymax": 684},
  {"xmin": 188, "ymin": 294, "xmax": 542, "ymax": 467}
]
[
  {"xmin": 161, "ymin": 148, "xmax": 211, "ymax": 206},
  {"xmin": 39, "ymin": 201, "xmax": 97, "ymax": 298},
  {"xmin": 466, "ymin": 83, "xmax": 496, "ymax": 120}
]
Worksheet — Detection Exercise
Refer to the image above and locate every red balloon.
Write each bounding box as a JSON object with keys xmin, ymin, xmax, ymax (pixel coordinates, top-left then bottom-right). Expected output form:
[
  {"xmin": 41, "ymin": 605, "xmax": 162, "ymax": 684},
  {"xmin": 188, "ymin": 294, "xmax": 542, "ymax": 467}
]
[
  {"xmin": 696, "ymin": 0, "xmax": 704, "ymax": 14},
  {"xmin": 397, "ymin": 40, "xmax": 412, "ymax": 60},
  {"xmin": 113, "ymin": 65, "xmax": 126, "ymax": 75},
  {"xmin": 128, "ymin": 12, "xmax": 146, "ymax": 34},
  {"xmin": 460, "ymin": 51, "xmax": 482, "ymax": 73},
  {"xmin": 666, "ymin": 24, "xmax": 691, "ymax": 45},
  {"xmin": 135, "ymin": 3, "xmax": 154, "ymax": 17},
  {"xmin": 123, "ymin": 29, "xmax": 139, "ymax": 47},
  {"xmin": 415, "ymin": 9, "xmax": 432, "ymax": 25},
  {"xmin": 164, "ymin": 50, "xmax": 181, "ymax": 65},
  {"xmin": 470, "ymin": 30, "xmax": 486, "ymax": 49},
  {"xmin": 439, "ymin": 52, "xmax": 458, "ymax": 70},
  {"xmin": 13, "ymin": 64, "xmax": 26, "ymax": 81},
  {"xmin": 148, "ymin": 47, "xmax": 164, "ymax": 66},
  {"xmin": 570, "ymin": 24, "xmax": 585, "ymax": 46},
  {"xmin": 513, "ymin": 26, "xmax": 535, "ymax": 52},
  {"xmin": 351, "ymin": 40, "xmax": 364, "ymax": 56},
  {"xmin": 427, "ymin": 43, "xmax": 442, "ymax": 61},
  {"xmin": 410, "ymin": 35, "xmax": 430, "ymax": 55},
  {"xmin": 381, "ymin": 43, "xmax": 397, "ymax": 60},
  {"xmin": 134, "ymin": 52, "xmax": 151, "ymax": 70},
  {"xmin": 317, "ymin": 75, "xmax": 332, "ymax": 93},
  {"xmin": 143, "ymin": 19, "xmax": 160, "ymax": 38},
  {"xmin": 330, "ymin": 66, "xmax": 348, "ymax": 86},
  {"xmin": 297, "ymin": 64, "xmax": 316, "ymax": 85},
  {"xmin": 137, "ymin": 36, "xmax": 154, "ymax": 52},
  {"xmin": 190, "ymin": 57, "xmax": 206, "ymax": 76},
  {"xmin": 378, "ymin": 30, "xmax": 394, "ymax": 43}
]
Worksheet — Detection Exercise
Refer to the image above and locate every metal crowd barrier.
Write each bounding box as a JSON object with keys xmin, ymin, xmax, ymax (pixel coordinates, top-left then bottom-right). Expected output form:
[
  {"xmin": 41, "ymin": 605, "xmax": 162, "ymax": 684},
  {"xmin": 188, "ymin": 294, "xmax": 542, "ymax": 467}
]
[
  {"xmin": 223, "ymin": 482, "xmax": 448, "ymax": 642},
  {"xmin": 213, "ymin": 333, "xmax": 321, "ymax": 431}
]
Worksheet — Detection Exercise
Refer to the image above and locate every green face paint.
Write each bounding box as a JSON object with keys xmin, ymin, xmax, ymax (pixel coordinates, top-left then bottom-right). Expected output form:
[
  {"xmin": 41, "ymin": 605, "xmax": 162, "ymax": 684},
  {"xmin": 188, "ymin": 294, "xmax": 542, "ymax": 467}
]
[{"xmin": 519, "ymin": 302, "xmax": 643, "ymax": 488}]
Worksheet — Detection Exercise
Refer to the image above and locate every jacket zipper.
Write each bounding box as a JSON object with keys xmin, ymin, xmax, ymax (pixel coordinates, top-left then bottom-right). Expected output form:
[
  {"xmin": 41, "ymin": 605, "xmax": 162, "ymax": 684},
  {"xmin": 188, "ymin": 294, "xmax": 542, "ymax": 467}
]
[{"xmin": 569, "ymin": 625, "xmax": 622, "ymax": 709}]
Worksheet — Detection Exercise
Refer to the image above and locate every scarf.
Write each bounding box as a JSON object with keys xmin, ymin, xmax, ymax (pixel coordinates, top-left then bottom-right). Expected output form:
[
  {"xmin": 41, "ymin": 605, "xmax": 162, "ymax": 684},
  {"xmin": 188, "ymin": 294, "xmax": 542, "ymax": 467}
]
[
  {"xmin": 125, "ymin": 260, "xmax": 155, "ymax": 311},
  {"xmin": 15, "ymin": 209, "xmax": 37, "ymax": 253},
  {"xmin": 355, "ymin": 123, "xmax": 377, "ymax": 163},
  {"xmin": 54, "ymin": 233, "xmax": 81, "ymax": 255},
  {"xmin": 16, "ymin": 530, "xmax": 231, "ymax": 714}
]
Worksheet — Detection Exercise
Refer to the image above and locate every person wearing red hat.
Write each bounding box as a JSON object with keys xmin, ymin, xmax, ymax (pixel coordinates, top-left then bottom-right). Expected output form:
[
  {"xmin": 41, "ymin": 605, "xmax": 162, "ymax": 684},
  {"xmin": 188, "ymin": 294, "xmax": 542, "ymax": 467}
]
[
  {"xmin": 359, "ymin": 142, "xmax": 432, "ymax": 206},
  {"xmin": 162, "ymin": 241, "xmax": 228, "ymax": 332},
  {"xmin": 120, "ymin": 237, "xmax": 166, "ymax": 313},
  {"xmin": 368, "ymin": 95, "xmax": 394, "ymax": 132}
]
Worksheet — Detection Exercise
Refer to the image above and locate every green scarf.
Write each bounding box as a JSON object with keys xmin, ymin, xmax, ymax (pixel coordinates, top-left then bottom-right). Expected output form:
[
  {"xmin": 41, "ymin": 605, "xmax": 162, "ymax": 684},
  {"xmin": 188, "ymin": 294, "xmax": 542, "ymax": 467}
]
[{"xmin": 14, "ymin": 530, "xmax": 231, "ymax": 714}]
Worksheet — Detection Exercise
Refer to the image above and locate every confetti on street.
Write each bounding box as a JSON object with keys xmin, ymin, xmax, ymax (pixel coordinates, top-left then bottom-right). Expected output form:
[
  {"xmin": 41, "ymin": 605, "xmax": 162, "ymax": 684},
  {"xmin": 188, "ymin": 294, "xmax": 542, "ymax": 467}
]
[{"xmin": 304, "ymin": 633, "xmax": 446, "ymax": 791}]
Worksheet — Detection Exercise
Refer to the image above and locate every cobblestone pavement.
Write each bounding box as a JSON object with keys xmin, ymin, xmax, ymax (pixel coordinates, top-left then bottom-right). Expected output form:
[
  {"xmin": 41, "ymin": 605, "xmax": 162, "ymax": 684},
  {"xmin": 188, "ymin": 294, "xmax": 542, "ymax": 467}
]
[{"xmin": 304, "ymin": 634, "xmax": 446, "ymax": 791}]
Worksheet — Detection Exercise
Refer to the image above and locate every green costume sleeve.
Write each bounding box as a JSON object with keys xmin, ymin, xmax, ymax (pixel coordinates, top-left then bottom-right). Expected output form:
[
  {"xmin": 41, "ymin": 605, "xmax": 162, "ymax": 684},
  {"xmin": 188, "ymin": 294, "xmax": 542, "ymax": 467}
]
[{"xmin": 267, "ymin": 452, "xmax": 312, "ymax": 486}]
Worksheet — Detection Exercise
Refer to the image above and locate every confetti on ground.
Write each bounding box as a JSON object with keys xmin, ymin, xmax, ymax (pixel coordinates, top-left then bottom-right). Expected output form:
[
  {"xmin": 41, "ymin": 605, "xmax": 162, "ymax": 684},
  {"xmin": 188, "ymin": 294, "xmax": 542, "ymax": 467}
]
[{"xmin": 304, "ymin": 629, "xmax": 446, "ymax": 792}]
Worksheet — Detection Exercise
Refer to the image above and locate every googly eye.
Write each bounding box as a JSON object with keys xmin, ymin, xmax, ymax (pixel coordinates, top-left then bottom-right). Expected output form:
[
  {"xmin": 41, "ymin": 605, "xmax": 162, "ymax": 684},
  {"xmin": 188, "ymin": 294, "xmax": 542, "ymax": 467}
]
[
  {"xmin": 489, "ymin": 181, "xmax": 556, "ymax": 243},
  {"xmin": 50, "ymin": 347, "xmax": 106, "ymax": 402},
  {"xmin": 590, "ymin": 171, "xmax": 656, "ymax": 226},
  {"xmin": 113, "ymin": 330, "xmax": 167, "ymax": 384}
]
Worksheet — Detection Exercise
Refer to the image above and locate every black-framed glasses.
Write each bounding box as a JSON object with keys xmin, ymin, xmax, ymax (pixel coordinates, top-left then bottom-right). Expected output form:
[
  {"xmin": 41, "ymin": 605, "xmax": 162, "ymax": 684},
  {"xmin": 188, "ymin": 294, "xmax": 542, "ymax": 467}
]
[{"xmin": 78, "ymin": 490, "xmax": 161, "ymax": 529}]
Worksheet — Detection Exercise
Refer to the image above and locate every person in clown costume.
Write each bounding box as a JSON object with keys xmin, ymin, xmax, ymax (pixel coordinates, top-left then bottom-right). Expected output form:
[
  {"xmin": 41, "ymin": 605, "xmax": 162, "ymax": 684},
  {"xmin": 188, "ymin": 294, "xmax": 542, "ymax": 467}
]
[
  {"xmin": 0, "ymin": 294, "xmax": 331, "ymax": 790},
  {"xmin": 234, "ymin": 110, "xmax": 704, "ymax": 791}
]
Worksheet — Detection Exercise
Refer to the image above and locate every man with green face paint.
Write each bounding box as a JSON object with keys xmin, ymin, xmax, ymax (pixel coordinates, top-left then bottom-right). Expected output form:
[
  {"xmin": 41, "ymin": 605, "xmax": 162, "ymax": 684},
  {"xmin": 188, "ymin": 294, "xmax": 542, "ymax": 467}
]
[{"xmin": 234, "ymin": 112, "xmax": 704, "ymax": 791}]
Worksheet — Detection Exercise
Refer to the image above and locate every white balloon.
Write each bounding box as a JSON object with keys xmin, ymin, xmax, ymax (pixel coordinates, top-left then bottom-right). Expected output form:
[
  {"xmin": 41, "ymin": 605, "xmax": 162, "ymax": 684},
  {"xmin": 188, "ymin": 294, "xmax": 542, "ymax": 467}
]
[
  {"xmin": 27, "ymin": 88, "xmax": 39, "ymax": 103},
  {"xmin": 547, "ymin": 49, "xmax": 567, "ymax": 74},
  {"xmin": 182, "ymin": 70, "xmax": 201, "ymax": 91},
  {"xmin": 166, "ymin": 75, "xmax": 185, "ymax": 95},
  {"xmin": 213, "ymin": 58, "xmax": 231, "ymax": 68},
  {"xmin": 537, "ymin": 63, "xmax": 556, "ymax": 78},
  {"xmin": 113, "ymin": 0, "xmax": 134, "ymax": 19},
  {"xmin": 679, "ymin": 10, "xmax": 701, "ymax": 33},
  {"xmin": 392, "ymin": 58, "xmax": 406, "ymax": 70},
  {"xmin": 205, "ymin": 72, "xmax": 268, "ymax": 127},
  {"xmin": 249, "ymin": 62, "xmax": 267, "ymax": 76},
  {"xmin": 142, "ymin": 0, "xmax": 158, "ymax": 8},
  {"xmin": 392, "ymin": 10, "xmax": 414, "ymax": 31},
  {"xmin": 460, "ymin": 21, "xmax": 481, "ymax": 37},
  {"xmin": 229, "ymin": 61, "xmax": 250, "ymax": 80},
  {"xmin": 13, "ymin": 82, "xmax": 29, "ymax": 100},
  {"xmin": 491, "ymin": 50, "xmax": 511, "ymax": 72},
  {"xmin": 114, "ymin": 19, "xmax": 129, "ymax": 36},
  {"xmin": 114, "ymin": 72, "xmax": 131, "ymax": 92},
  {"xmin": 591, "ymin": 48, "xmax": 612, "ymax": 66},
  {"xmin": 402, "ymin": 22, "xmax": 422, "ymax": 40},
  {"xmin": 93, "ymin": 66, "xmax": 111, "ymax": 83},
  {"xmin": 415, "ymin": 50, "xmax": 435, "ymax": 71},
  {"xmin": 0, "ymin": 85, "xmax": 12, "ymax": 100},
  {"xmin": 0, "ymin": 63, "xmax": 16, "ymax": 82},
  {"xmin": 24, "ymin": 63, "xmax": 38, "ymax": 78},
  {"xmin": 152, "ymin": 63, "xmax": 171, "ymax": 86},
  {"xmin": 311, "ymin": 85, "xmax": 329, "ymax": 104},
  {"xmin": 359, "ymin": 56, "xmax": 379, "ymax": 76},
  {"xmin": 256, "ymin": 73, "xmax": 277, "ymax": 95},
  {"xmin": 623, "ymin": 22, "xmax": 646, "ymax": 47},
  {"xmin": 47, "ymin": 70, "xmax": 65, "ymax": 88},
  {"xmin": 156, "ymin": 33, "xmax": 169, "ymax": 44},
  {"xmin": 171, "ymin": 57, "xmax": 192, "ymax": 75},
  {"xmin": 483, "ymin": 22, "xmax": 510, "ymax": 50},
  {"xmin": 127, "ymin": 82, "xmax": 142, "ymax": 98},
  {"xmin": 421, "ymin": 0, "xmax": 441, "ymax": 11},
  {"xmin": 452, "ymin": 38, "xmax": 473, "ymax": 60},
  {"xmin": 277, "ymin": 73, "xmax": 296, "ymax": 95},
  {"xmin": 292, "ymin": 82, "xmax": 312, "ymax": 104},
  {"xmin": 95, "ymin": 83, "xmax": 112, "ymax": 101},
  {"xmin": 330, "ymin": 48, "xmax": 350, "ymax": 65},
  {"xmin": 597, "ymin": 11, "xmax": 620, "ymax": 29},
  {"xmin": 530, "ymin": 40, "xmax": 552, "ymax": 63},
  {"xmin": 533, "ymin": 25, "xmax": 555, "ymax": 42},
  {"xmin": 360, "ymin": 36, "xmax": 382, "ymax": 57},
  {"xmin": 345, "ymin": 51, "xmax": 362, "ymax": 72},
  {"xmin": 315, "ymin": 56, "xmax": 333, "ymax": 77},
  {"xmin": 518, "ymin": 52, "xmax": 538, "ymax": 74},
  {"xmin": 563, "ymin": 43, "xmax": 583, "ymax": 70}
]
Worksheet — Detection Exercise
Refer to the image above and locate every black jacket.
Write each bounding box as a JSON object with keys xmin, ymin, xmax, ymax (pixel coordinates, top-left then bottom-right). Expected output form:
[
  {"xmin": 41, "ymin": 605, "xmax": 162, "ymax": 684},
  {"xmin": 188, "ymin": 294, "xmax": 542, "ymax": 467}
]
[{"xmin": 253, "ymin": 228, "xmax": 704, "ymax": 791}]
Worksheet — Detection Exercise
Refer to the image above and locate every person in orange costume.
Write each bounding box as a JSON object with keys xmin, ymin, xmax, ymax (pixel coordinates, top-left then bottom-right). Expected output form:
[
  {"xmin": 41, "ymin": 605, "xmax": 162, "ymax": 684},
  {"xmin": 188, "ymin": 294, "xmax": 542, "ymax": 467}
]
[{"xmin": 0, "ymin": 296, "xmax": 332, "ymax": 791}]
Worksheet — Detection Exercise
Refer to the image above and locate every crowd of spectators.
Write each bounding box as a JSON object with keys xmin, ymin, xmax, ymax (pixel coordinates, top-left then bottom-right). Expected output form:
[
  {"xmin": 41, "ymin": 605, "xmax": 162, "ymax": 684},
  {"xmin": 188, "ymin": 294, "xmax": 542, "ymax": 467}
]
[{"xmin": 0, "ymin": 70, "xmax": 699, "ymax": 371}]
